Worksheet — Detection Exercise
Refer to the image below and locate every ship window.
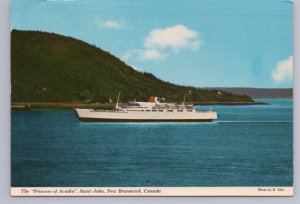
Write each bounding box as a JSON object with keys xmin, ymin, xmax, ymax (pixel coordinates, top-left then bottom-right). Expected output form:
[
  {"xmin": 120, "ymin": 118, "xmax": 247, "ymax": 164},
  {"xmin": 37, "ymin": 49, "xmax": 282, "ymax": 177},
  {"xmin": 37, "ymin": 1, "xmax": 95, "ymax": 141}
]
[
  {"xmin": 187, "ymin": 110, "xmax": 192, "ymax": 112},
  {"xmin": 178, "ymin": 110, "xmax": 183, "ymax": 112},
  {"xmin": 146, "ymin": 110, "xmax": 150, "ymax": 112},
  {"xmin": 168, "ymin": 110, "xmax": 173, "ymax": 112},
  {"xmin": 152, "ymin": 110, "xmax": 157, "ymax": 112},
  {"xmin": 159, "ymin": 110, "xmax": 163, "ymax": 112}
]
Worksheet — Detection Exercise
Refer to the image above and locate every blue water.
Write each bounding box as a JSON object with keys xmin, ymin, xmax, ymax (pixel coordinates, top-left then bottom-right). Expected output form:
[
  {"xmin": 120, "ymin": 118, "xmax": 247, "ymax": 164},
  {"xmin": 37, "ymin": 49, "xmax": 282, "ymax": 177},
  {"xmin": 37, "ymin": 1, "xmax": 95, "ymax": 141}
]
[{"xmin": 11, "ymin": 99, "xmax": 293, "ymax": 187}]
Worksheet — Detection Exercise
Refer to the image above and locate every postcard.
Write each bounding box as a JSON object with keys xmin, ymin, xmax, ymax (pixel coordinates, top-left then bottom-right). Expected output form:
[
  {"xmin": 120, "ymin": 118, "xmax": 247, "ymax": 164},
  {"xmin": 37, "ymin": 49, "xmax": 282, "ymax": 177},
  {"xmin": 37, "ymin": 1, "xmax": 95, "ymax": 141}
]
[{"xmin": 11, "ymin": 0, "xmax": 293, "ymax": 196}]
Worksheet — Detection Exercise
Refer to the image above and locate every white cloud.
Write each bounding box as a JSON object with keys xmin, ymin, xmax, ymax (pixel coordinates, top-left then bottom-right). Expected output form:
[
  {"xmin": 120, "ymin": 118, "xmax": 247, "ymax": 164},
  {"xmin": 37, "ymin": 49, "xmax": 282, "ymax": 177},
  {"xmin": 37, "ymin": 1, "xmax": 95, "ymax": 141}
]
[
  {"xmin": 122, "ymin": 49, "xmax": 167, "ymax": 61},
  {"xmin": 130, "ymin": 65, "xmax": 140, "ymax": 71},
  {"xmin": 140, "ymin": 49, "xmax": 168, "ymax": 61},
  {"xmin": 103, "ymin": 20, "xmax": 126, "ymax": 29},
  {"xmin": 96, "ymin": 19, "xmax": 128, "ymax": 30},
  {"xmin": 122, "ymin": 50, "xmax": 139, "ymax": 60},
  {"xmin": 272, "ymin": 56, "xmax": 293, "ymax": 82},
  {"xmin": 123, "ymin": 24, "xmax": 201, "ymax": 62},
  {"xmin": 144, "ymin": 24, "xmax": 201, "ymax": 53}
]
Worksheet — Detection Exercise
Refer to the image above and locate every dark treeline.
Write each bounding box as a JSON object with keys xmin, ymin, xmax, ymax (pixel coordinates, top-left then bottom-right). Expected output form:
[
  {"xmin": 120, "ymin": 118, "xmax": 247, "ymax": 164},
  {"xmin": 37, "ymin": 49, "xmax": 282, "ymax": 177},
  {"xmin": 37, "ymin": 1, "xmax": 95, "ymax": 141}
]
[{"xmin": 11, "ymin": 30, "xmax": 253, "ymax": 103}]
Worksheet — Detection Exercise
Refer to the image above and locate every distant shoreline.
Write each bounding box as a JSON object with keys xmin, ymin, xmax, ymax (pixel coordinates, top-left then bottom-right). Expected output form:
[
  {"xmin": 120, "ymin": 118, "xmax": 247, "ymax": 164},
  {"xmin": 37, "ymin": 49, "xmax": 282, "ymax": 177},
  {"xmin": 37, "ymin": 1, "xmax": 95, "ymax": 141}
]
[
  {"xmin": 11, "ymin": 101, "xmax": 269, "ymax": 111},
  {"xmin": 194, "ymin": 102, "xmax": 268, "ymax": 106},
  {"xmin": 204, "ymin": 88, "xmax": 293, "ymax": 99}
]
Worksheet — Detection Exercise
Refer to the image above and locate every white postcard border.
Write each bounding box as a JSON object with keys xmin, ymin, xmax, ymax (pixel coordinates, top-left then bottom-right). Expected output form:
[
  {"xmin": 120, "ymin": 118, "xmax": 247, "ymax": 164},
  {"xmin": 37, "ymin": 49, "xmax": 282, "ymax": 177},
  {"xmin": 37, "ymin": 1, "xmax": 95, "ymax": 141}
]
[{"xmin": 11, "ymin": 187, "xmax": 293, "ymax": 197}]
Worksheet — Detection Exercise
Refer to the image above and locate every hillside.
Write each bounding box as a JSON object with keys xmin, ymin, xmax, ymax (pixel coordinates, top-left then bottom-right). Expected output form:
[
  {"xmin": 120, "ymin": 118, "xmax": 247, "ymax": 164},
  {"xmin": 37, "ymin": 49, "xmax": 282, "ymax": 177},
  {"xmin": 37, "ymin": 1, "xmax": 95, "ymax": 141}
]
[
  {"xmin": 205, "ymin": 88, "xmax": 293, "ymax": 98},
  {"xmin": 11, "ymin": 30, "xmax": 253, "ymax": 104}
]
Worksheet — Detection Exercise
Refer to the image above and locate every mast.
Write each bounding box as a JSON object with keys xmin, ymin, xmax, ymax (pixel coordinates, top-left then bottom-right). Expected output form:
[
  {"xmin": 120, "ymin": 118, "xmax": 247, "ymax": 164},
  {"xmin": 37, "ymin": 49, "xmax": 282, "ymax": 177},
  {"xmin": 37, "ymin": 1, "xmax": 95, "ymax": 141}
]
[
  {"xmin": 183, "ymin": 93, "xmax": 186, "ymax": 106},
  {"xmin": 116, "ymin": 91, "xmax": 121, "ymax": 109}
]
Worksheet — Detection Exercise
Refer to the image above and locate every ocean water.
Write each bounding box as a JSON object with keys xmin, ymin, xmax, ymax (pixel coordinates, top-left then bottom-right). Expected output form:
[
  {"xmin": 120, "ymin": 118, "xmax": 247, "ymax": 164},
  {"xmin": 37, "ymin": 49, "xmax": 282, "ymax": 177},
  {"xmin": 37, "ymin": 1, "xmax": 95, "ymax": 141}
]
[{"xmin": 11, "ymin": 99, "xmax": 293, "ymax": 187}]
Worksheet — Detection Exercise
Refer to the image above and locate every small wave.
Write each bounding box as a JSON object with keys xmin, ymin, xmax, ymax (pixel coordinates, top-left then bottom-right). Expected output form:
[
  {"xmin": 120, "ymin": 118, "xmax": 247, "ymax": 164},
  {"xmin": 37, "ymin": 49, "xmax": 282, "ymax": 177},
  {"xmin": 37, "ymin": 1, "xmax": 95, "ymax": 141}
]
[
  {"xmin": 81, "ymin": 170, "xmax": 101, "ymax": 174},
  {"xmin": 225, "ymin": 166, "xmax": 257, "ymax": 170}
]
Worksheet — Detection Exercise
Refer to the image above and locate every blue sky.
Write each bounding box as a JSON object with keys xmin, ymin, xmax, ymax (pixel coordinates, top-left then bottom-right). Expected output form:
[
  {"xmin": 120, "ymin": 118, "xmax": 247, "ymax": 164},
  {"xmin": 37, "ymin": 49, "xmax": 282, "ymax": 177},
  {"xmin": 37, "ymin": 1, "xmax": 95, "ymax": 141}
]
[{"xmin": 12, "ymin": 0, "xmax": 293, "ymax": 88}]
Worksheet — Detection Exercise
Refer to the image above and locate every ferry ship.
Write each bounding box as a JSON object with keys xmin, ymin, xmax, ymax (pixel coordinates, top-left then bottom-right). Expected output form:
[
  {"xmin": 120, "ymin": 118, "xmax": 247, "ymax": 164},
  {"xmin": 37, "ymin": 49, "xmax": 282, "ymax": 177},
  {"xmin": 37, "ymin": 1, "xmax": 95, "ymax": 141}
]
[{"xmin": 75, "ymin": 94, "xmax": 217, "ymax": 122}]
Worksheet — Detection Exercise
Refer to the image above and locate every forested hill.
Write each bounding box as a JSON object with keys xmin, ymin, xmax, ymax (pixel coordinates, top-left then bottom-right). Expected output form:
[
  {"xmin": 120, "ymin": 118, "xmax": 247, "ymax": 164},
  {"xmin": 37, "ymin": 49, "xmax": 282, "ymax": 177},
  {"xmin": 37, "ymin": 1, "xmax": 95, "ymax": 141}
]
[{"xmin": 11, "ymin": 30, "xmax": 253, "ymax": 103}]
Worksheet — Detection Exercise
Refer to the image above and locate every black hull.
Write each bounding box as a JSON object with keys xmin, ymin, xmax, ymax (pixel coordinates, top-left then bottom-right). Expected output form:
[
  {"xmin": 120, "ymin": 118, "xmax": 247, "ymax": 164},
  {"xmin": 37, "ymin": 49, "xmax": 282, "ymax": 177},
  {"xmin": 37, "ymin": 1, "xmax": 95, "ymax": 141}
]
[{"xmin": 78, "ymin": 117, "xmax": 215, "ymax": 122}]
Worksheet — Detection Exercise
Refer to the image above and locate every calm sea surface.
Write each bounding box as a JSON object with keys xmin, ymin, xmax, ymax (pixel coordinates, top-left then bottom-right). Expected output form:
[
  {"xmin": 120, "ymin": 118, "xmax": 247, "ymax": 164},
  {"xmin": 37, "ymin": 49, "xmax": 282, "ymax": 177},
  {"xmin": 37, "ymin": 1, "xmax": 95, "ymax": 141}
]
[{"xmin": 11, "ymin": 99, "xmax": 293, "ymax": 187}]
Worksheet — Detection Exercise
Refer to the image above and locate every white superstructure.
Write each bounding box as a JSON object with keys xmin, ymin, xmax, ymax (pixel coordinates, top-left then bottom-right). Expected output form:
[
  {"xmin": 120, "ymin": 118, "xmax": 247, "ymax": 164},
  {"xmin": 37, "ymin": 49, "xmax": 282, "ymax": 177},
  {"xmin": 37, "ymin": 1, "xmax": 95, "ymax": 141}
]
[{"xmin": 75, "ymin": 96, "xmax": 217, "ymax": 122}]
